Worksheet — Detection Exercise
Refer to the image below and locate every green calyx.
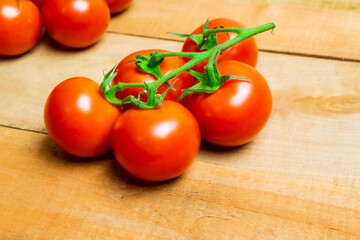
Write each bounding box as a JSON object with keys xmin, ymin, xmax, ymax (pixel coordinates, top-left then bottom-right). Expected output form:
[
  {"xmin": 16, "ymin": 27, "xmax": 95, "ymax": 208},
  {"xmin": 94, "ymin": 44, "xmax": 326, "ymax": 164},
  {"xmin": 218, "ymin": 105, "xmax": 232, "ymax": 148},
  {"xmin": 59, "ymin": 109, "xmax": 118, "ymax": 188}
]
[
  {"xmin": 135, "ymin": 52, "xmax": 164, "ymax": 79},
  {"xmin": 100, "ymin": 21, "xmax": 276, "ymax": 110},
  {"xmin": 169, "ymin": 19, "xmax": 218, "ymax": 51}
]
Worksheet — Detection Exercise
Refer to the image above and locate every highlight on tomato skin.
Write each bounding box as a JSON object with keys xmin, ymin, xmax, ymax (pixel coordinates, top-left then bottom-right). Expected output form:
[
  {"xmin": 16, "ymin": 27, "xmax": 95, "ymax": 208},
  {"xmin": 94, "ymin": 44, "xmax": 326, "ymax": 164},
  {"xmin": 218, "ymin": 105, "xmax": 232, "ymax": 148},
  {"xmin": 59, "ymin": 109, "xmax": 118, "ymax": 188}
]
[
  {"xmin": 111, "ymin": 101, "xmax": 201, "ymax": 182},
  {"xmin": 184, "ymin": 60, "xmax": 272, "ymax": 147},
  {"xmin": 0, "ymin": 0, "xmax": 43, "ymax": 56},
  {"xmin": 182, "ymin": 18, "xmax": 259, "ymax": 72},
  {"xmin": 44, "ymin": 77, "xmax": 121, "ymax": 158}
]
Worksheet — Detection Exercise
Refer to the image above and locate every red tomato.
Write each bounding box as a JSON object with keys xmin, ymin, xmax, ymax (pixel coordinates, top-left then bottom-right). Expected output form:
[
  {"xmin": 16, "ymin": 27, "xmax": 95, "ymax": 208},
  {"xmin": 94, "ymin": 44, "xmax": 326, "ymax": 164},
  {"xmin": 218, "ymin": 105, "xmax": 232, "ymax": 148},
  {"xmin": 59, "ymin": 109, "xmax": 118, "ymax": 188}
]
[
  {"xmin": 44, "ymin": 77, "xmax": 121, "ymax": 157},
  {"xmin": 105, "ymin": 0, "xmax": 132, "ymax": 14},
  {"xmin": 182, "ymin": 18, "xmax": 258, "ymax": 71},
  {"xmin": 41, "ymin": 0, "xmax": 110, "ymax": 48},
  {"xmin": 185, "ymin": 61, "xmax": 272, "ymax": 147},
  {"xmin": 111, "ymin": 101, "xmax": 201, "ymax": 182},
  {"xmin": 112, "ymin": 49, "xmax": 195, "ymax": 102},
  {"xmin": 0, "ymin": 0, "xmax": 42, "ymax": 56}
]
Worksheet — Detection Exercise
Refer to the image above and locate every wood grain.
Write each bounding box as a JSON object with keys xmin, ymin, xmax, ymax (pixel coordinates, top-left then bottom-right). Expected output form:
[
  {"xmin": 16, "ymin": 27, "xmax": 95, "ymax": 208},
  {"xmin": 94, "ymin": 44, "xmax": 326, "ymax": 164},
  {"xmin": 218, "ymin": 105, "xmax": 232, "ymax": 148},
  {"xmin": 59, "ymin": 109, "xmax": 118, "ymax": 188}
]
[
  {"xmin": 108, "ymin": 0, "xmax": 360, "ymax": 61},
  {"xmin": 1, "ymin": 126, "xmax": 360, "ymax": 239}
]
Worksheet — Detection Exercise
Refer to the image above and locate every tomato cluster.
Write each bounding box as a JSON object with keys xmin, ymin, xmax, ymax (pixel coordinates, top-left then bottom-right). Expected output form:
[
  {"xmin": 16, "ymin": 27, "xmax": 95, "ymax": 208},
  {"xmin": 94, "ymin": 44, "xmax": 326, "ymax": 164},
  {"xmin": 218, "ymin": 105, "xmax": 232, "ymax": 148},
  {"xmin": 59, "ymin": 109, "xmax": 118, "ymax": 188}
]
[
  {"xmin": 44, "ymin": 77, "xmax": 201, "ymax": 182},
  {"xmin": 0, "ymin": 0, "xmax": 132, "ymax": 56},
  {"xmin": 44, "ymin": 18, "xmax": 274, "ymax": 182}
]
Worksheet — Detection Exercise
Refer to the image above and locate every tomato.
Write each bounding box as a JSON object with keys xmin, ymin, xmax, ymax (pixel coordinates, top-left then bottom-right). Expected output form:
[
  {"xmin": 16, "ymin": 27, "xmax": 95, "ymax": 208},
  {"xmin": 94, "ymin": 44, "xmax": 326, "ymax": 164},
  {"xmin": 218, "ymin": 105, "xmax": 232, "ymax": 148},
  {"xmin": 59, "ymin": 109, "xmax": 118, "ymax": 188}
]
[
  {"xmin": 0, "ymin": 0, "xmax": 42, "ymax": 56},
  {"xmin": 182, "ymin": 18, "xmax": 258, "ymax": 72},
  {"xmin": 185, "ymin": 61, "xmax": 272, "ymax": 147},
  {"xmin": 41, "ymin": 0, "xmax": 110, "ymax": 48},
  {"xmin": 105, "ymin": 0, "xmax": 132, "ymax": 14},
  {"xmin": 111, "ymin": 101, "xmax": 200, "ymax": 182},
  {"xmin": 44, "ymin": 77, "xmax": 121, "ymax": 158},
  {"xmin": 112, "ymin": 49, "xmax": 195, "ymax": 102}
]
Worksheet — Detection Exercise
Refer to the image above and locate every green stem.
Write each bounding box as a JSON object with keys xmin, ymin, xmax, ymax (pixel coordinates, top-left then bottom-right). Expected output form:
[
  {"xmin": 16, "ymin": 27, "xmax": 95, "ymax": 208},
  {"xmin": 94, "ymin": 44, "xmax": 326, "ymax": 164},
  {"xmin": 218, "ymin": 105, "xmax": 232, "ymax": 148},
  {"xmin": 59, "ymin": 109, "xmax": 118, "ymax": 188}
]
[
  {"xmin": 204, "ymin": 50, "xmax": 221, "ymax": 86},
  {"xmin": 151, "ymin": 51, "xmax": 199, "ymax": 61},
  {"xmin": 150, "ymin": 22, "xmax": 275, "ymax": 87},
  {"xmin": 147, "ymin": 86, "xmax": 156, "ymax": 106}
]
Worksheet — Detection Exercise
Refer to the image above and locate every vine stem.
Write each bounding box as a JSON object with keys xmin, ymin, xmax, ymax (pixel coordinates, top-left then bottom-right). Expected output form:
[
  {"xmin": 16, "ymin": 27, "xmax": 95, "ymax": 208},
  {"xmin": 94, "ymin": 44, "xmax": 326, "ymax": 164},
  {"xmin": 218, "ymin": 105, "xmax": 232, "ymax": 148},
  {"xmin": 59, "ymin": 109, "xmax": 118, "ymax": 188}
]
[
  {"xmin": 102, "ymin": 22, "xmax": 275, "ymax": 109},
  {"xmin": 151, "ymin": 22, "xmax": 275, "ymax": 87}
]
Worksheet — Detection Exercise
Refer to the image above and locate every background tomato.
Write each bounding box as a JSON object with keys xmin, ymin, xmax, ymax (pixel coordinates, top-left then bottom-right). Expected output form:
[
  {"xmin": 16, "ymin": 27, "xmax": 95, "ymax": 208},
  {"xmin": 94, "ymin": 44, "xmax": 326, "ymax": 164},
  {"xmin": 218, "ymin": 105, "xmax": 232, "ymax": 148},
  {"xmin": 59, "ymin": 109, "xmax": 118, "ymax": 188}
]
[
  {"xmin": 105, "ymin": 0, "xmax": 132, "ymax": 14},
  {"xmin": 44, "ymin": 77, "xmax": 121, "ymax": 158},
  {"xmin": 112, "ymin": 49, "xmax": 195, "ymax": 102},
  {"xmin": 0, "ymin": 0, "xmax": 42, "ymax": 56},
  {"xmin": 111, "ymin": 101, "xmax": 201, "ymax": 182},
  {"xmin": 185, "ymin": 61, "xmax": 272, "ymax": 147},
  {"xmin": 182, "ymin": 18, "xmax": 258, "ymax": 72},
  {"xmin": 41, "ymin": 0, "xmax": 110, "ymax": 48}
]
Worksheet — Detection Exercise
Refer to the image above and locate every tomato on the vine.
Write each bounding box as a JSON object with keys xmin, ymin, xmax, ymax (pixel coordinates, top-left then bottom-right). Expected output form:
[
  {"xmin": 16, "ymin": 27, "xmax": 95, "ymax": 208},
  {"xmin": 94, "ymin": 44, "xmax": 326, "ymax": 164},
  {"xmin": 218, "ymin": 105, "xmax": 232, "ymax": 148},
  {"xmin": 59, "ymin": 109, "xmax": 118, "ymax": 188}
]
[
  {"xmin": 112, "ymin": 49, "xmax": 195, "ymax": 102},
  {"xmin": 111, "ymin": 101, "xmax": 201, "ymax": 182},
  {"xmin": 185, "ymin": 61, "xmax": 272, "ymax": 147},
  {"xmin": 41, "ymin": 0, "xmax": 110, "ymax": 48},
  {"xmin": 44, "ymin": 77, "xmax": 121, "ymax": 158},
  {"xmin": 182, "ymin": 18, "xmax": 258, "ymax": 72},
  {"xmin": 105, "ymin": 0, "xmax": 132, "ymax": 14},
  {"xmin": 0, "ymin": 0, "xmax": 42, "ymax": 56}
]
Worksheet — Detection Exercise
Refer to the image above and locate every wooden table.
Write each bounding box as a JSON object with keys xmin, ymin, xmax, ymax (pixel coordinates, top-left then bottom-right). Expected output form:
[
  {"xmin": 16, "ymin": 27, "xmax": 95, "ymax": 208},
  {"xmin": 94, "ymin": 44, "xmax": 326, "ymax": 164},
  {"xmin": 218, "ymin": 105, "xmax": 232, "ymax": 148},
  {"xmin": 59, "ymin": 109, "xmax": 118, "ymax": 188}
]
[{"xmin": 1, "ymin": 0, "xmax": 360, "ymax": 239}]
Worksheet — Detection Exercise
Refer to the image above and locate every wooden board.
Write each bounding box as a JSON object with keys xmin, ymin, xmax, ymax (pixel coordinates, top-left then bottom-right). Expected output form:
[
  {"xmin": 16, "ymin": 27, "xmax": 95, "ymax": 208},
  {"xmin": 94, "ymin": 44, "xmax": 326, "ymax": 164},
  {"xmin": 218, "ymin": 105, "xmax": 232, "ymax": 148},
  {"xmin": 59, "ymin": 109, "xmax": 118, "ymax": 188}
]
[
  {"xmin": 1, "ymin": 125, "xmax": 360, "ymax": 239},
  {"xmin": 1, "ymin": 0, "xmax": 360, "ymax": 239}
]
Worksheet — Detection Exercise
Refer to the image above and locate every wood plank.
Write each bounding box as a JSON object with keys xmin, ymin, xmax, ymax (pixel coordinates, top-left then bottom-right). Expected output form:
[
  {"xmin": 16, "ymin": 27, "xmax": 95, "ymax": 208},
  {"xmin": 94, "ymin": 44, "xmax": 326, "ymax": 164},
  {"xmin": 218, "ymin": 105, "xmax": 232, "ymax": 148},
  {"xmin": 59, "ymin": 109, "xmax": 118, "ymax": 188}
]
[
  {"xmin": 0, "ymin": 126, "xmax": 360, "ymax": 239},
  {"xmin": 108, "ymin": 0, "xmax": 360, "ymax": 61}
]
